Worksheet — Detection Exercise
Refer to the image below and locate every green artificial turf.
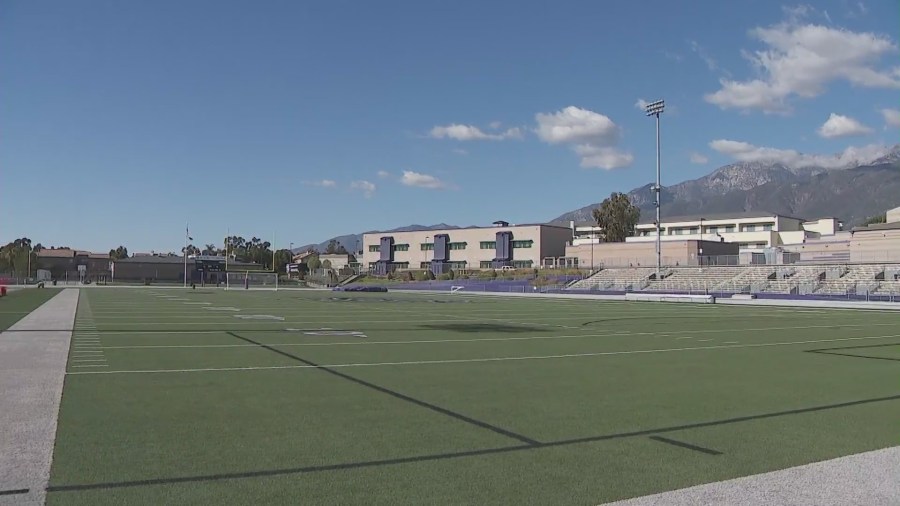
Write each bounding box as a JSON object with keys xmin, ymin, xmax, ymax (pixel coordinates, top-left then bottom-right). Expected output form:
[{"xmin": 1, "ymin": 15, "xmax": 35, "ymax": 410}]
[
  {"xmin": 47, "ymin": 289, "xmax": 900, "ymax": 505},
  {"xmin": 0, "ymin": 287, "xmax": 60, "ymax": 330}
]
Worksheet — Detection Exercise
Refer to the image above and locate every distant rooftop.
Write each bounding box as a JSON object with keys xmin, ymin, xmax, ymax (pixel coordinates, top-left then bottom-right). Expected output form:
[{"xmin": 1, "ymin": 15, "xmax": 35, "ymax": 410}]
[
  {"xmin": 852, "ymin": 221, "xmax": 900, "ymax": 233},
  {"xmin": 637, "ymin": 211, "xmax": 807, "ymax": 226}
]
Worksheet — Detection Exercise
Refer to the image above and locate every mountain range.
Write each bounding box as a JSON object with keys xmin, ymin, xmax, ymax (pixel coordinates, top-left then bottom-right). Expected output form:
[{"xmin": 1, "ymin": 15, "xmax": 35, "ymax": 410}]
[
  {"xmin": 296, "ymin": 146, "xmax": 900, "ymax": 253},
  {"xmin": 553, "ymin": 145, "xmax": 900, "ymax": 225}
]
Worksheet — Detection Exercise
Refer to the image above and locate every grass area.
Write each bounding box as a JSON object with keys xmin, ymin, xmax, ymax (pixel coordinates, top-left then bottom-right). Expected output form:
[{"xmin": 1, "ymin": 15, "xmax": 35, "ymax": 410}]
[
  {"xmin": 0, "ymin": 287, "xmax": 60, "ymax": 330},
  {"xmin": 47, "ymin": 288, "xmax": 900, "ymax": 505}
]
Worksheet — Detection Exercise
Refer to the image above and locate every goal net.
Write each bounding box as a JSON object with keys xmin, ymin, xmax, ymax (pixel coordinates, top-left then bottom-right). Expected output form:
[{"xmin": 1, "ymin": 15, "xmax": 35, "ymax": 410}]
[{"xmin": 225, "ymin": 271, "xmax": 279, "ymax": 291}]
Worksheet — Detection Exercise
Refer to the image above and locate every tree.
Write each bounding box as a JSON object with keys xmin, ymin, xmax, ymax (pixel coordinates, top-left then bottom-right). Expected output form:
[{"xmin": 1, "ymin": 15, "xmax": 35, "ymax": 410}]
[
  {"xmin": 862, "ymin": 214, "xmax": 886, "ymax": 226},
  {"xmin": 181, "ymin": 244, "xmax": 200, "ymax": 256},
  {"xmin": 592, "ymin": 192, "xmax": 640, "ymax": 242},
  {"xmin": 321, "ymin": 259, "xmax": 332, "ymax": 270},
  {"xmin": 306, "ymin": 255, "xmax": 321, "ymax": 271},
  {"xmin": 0, "ymin": 238, "xmax": 36, "ymax": 276},
  {"xmin": 273, "ymin": 249, "xmax": 293, "ymax": 273},
  {"xmin": 109, "ymin": 246, "xmax": 128, "ymax": 260},
  {"xmin": 325, "ymin": 240, "xmax": 339, "ymax": 254}
]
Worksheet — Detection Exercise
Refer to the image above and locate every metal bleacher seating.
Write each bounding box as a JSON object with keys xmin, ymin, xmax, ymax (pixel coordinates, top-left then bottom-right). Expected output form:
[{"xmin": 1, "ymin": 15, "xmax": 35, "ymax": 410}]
[{"xmin": 567, "ymin": 267, "xmax": 656, "ymax": 291}]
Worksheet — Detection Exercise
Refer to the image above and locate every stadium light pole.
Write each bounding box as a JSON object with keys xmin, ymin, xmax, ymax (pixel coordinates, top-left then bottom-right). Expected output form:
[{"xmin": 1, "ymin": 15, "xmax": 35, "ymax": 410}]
[{"xmin": 645, "ymin": 99, "xmax": 665, "ymax": 278}]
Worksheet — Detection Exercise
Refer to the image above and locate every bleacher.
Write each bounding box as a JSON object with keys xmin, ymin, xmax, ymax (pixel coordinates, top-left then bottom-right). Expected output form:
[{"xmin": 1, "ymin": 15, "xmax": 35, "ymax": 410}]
[
  {"xmin": 815, "ymin": 264, "xmax": 884, "ymax": 295},
  {"xmin": 562, "ymin": 263, "xmax": 900, "ymax": 298},
  {"xmin": 644, "ymin": 266, "xmax": 746, "ymax": 293},
  {"xmin": 713, "ymin": 266, "xmax": 775, "ymax": 293},
  {"xmin": 761, "ymin": 266, "xmax": 825, "ymax": 294},
  {"xmin": 567, "ymin": 267, "xmax": 656, "ymax": 291},
  {"xmin": 873, "ymin": 280, "xmax": 900, "ymax": 296}
]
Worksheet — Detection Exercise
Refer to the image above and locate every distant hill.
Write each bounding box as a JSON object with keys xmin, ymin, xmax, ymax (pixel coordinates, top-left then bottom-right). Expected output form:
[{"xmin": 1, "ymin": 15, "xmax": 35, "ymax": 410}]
[
  {"xmin": 552, "ymin": 147, "xmax": 900, "ymax": 227},
  {"xmin": 292, "ymin": 224, "xmax": 461, "ymax": 254}
]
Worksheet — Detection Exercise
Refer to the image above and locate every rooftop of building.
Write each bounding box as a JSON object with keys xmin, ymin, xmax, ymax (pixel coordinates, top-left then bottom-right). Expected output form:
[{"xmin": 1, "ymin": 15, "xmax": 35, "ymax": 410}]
[
  {"xmin": 637, "ymin": 211, "xmax": 807, "ymax": 226},
  {"xmin": 364, "ymin": 222, "xmax": 570, "ymax": 236},
  {"xmin": 852, "ymin": 221, "xmax": 900, "ymax": 233}
]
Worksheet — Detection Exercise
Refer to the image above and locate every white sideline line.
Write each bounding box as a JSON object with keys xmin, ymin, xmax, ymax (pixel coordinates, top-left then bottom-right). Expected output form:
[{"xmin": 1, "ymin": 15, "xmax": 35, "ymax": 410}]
[
  {"xmin": 71, "ymin": 359, "xmax": 107, "ymax": 362},
  {"xmin": 83, "ymin": 321, "xmax": 900, "ymax": 340},
  {"xmin": 72, "ymin": 364, "xmax": 109, "ymax": 368},
  {"xmin": 66, "ymin": 334, "xmax": 900, "ymax": 375}
]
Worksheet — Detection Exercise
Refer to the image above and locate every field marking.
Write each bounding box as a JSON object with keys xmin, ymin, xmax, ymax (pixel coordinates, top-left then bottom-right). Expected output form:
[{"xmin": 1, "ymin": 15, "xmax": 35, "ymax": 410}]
[
  {"xmin": 66, "ymin": 333, "xmax": 900, "ymax": 375},
  {"xmin": 72, "ymin": 364, "xmax": 109, "ymax": 368},
  {"xmin": 80, "ymin": 321, "xmax": 900, "ymax": 345},
  {"xmin": 70, "ymin": 359, "xmax": 108, "ymax": 362}
]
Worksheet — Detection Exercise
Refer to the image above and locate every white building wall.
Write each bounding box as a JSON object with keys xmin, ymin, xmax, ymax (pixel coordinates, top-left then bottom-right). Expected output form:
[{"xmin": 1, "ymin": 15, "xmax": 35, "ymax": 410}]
[{"xmin": 361, "ymin": 225, "xmax": 571, "ymax": 270}]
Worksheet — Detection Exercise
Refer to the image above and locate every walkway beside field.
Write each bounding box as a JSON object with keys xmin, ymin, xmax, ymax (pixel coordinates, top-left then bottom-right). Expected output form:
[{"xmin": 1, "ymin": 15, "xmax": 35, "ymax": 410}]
[
  {"xmin": 604, "ymin": 445, "xmax": 900, "ymax": 506},
  {"xmin": 0, "ymin": 289, "xmax": 78, "ymax": 505}
]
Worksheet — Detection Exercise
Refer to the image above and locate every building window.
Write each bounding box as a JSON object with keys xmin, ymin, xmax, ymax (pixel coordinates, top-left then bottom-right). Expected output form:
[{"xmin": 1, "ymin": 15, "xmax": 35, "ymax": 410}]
[
  {"xmin": 480, "ymin": 261, "xmax": 493, "ymax": 268},
  {"xmin": 479, "ymin": 241, "xmax": 496, "ymax": 250},
  {"xmin": 368, "ymin": 245, "xmax": 380, "ymax": 252},
  {"xmin": 512, "ymin": 240, "xmax": 533, "ymax": 249},
  {"xmin": 724, "ymin": 226, "xmax": 735, "ymax": 233},
  {"xmin": 420, "ymin": 243, "xmax": 434, "ymax": 251},
  {"xmin": 449, "ymin": 242, "xmax": 467, "ymax": 250},
  {"xmin": 392, "ymin": 262, "xmax": 409, "ymax": 269},
  {"xmin": 762, "ymin": 224, "xmax": 773, "ymax": 231},
  {"xmin": 393, "ymin": 244, "xmax": 409, "ymax": 252},
  {"xmin": 673, "ymin": 229, "xmax": 683, "ymax": 235},
  {"xmin": 420, "ymin": 262, "xmax": 430, "ymax": 269},
  {"xmin": 448, "ymin": 261, "xmax": 467, "ymax": 269},
  {"xmin": 511, "ymin": 260, "xmax": 533, "ymax": 268}
]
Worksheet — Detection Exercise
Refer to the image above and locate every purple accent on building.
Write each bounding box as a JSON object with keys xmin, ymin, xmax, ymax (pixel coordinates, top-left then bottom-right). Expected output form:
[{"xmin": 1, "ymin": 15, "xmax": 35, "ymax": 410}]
[
  {"xmin": 433, "ymin": 234, "xmax": 449, "ymax": 262},
  {"xmin": 493, "ymin": 231, "xmax": 512, "ymax": 269},
  {"xmin": 430, "ymin": 233, "xmax": 451, "ymax": 275}
]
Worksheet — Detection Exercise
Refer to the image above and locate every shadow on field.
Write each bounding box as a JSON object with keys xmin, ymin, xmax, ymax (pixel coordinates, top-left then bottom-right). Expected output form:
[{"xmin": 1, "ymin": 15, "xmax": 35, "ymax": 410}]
[{"xmin": 419, "ymin": 323, "xmax": 540, "ymax": 333}]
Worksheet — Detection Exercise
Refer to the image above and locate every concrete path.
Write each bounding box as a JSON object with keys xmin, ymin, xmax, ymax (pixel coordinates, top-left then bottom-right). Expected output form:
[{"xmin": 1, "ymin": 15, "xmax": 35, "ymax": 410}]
[
  {"xmin": 0, "ymin": 289, "xmax": 78, "ymax": 505},
  {"xmin": 604, "ymin": 446, "xmax": 900, "ymax": 506}
]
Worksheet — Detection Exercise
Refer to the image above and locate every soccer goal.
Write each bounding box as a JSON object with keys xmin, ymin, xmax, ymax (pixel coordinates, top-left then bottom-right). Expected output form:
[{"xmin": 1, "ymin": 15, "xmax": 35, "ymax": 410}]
[{"xmin": 225, "ymin": 271, "xmax": 279, "ymax": 291}]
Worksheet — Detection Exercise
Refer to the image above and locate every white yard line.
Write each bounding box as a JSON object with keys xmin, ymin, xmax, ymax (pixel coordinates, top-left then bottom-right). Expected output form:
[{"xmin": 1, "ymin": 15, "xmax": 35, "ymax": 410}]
[{"xmin": 66, "ymin": 333, "xmax": 900, "ymax": 375}]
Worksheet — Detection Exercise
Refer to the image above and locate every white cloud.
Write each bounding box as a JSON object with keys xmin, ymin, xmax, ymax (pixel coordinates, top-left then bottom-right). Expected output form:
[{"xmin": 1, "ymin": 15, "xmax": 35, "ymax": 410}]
[
  {"xmin": 429, "ymin": 124, "xmax": 522, "ymax": 141},
  {"xmin": 689, "ymin": 40, "xmax": 726, "ymax": 74},
  {"xmin": 488, "ymin": 121, "xmax": 502, "ymax": 129},
  {"xmin": 705, "ymin": 17, "xmax": 900, "ymax": 113},
  {"xmin": 452, "ymin": 148, "xmax": 468, "ymax": 155},
  {"xmin": 376, "ymin": 170, "xmax": 391, "ymax": 179},
  {"xmin": 817, "ymin": 113, "xmax": 873, "ymax": 138},
  {"xmin": 350, "ymin": 180, "xmax": 376, "ymax": 198},
  {"xmin": 534, "ymin": 106, "xmax": 631, "ymax": 170},
  {"xmin": 690, "ymin": 152, "xmax": 709, "ymax": 164},
  {"xmin": 709, "ymin": 139, "xmax": 891, "ymax": 169},
  {"xmin": 634, "ymin": 99, "xmax": 650, "ymax": 111},
  {"xmin": 881, "ymin": 108, "xmax": 900, "ymax": 128},
  {"xmin": 573, "ymin": 145, "xmax": 634, "ymax": 170},
  {"xmin": 400, "ymin": 171, "xmax": 453, "ymax": 189},
  {"xmin": 304, "ymin": 179, "xmax": 337, "ymax": 188},
  {"xmin": 534, "ymin": 106, "xmax": 620, "ymax": 145}
]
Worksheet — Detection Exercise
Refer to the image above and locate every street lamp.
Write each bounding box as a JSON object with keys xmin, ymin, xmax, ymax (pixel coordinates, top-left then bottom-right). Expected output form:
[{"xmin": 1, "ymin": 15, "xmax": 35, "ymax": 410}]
[
  {"xmin": 645, "ymin": 99, "xmax": 665, "ymax": 278},
  {"xmin": 699, "ymin": 217, "xmax": 704, "ymax": 267},
  {"xmin": 590, "ymin": 226, "xmax": 595, "ymax": 272}
]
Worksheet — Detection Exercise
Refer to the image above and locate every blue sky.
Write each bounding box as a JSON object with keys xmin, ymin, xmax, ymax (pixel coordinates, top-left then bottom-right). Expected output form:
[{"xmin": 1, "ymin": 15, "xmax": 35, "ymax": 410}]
[{"xmin": 2, "ymin": 0, "xmax": 898, "ymax": 252}]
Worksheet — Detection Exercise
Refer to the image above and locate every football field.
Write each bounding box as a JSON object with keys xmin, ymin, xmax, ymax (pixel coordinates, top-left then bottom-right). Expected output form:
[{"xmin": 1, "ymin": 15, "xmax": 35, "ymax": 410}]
[{"xmin": 41, "ymin": 288, "xmax": 900, "ymax": 504}]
